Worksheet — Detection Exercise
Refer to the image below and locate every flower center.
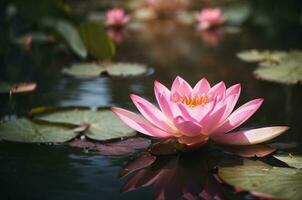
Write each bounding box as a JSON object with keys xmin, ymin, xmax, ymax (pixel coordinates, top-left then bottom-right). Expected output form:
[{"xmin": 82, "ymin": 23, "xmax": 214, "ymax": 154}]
[{"xmin": 173, "ymin": 94, "xmax": 209, "ymax": 108}]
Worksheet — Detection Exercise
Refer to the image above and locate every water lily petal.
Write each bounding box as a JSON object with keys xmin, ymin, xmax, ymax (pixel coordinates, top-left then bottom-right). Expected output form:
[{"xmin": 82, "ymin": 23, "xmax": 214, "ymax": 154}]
[
  {"xmin": 173, "ymin": 116, "xmax": 202, "ymax": 137},
  {"xmin": 171, "ymin": 76, "xmax": 192, "ymax": 96},
  {"xmin": 212, "ymin": 94, "xmax": 239, "ymax": 125},
  {"xmin": 211, "ymin": 98, "xmax": 264, "ymax": 136},
  {"xmin": 201, "ymin": 103, "xmax": 228, "ymax": 134},
  {"xmin": 226, "ymin": 84, "xmax": 241, "ymax": 98},
  {"xmin": 154, "ymin": 81, "xmax": 175, "ymax": 120},
  {"xmin": 207, "ymin": 81, "xmax": 226, "ymax": 100},
  {"xmin": 130, "ymin": 94, "xmax": 177, "ymax": 133},
  {"xmin": 193, "ymin": 78, "xmax": 211, "ymax": 95},
  {"xmin": 111, "ymin": 107, "xmax": 172, "ymax": 138},
  {"xmin": 211, "ymin": 126, "xmax": 289, "ymax": 145}
]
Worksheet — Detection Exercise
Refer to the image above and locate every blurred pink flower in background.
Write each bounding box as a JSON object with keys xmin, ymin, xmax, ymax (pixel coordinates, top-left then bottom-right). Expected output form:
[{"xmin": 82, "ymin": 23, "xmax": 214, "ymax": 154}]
[
  {"xmin": 112, "ymin": 77, "xmax": 288, "ymax": 147},
  {"xmin": 195, "ymin": 8, "xmax": 225, "ymax": 30},
  {"xmin": 105, "ymin": 8, "xmax": 130, "ymax": 27}
]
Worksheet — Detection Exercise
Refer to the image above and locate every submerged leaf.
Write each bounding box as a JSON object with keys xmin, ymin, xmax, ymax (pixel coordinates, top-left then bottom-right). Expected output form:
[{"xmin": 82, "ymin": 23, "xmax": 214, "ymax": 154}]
[
  {"xmin": 274, "ymin": 154, "xmax": 302, "ymax": 169},
  {"xmin": 118, "ymin": 154, "xmax": 156, "ymax": 178},
  {"xmin": 35, "ymin": 108, "xmax": 136, "ymax": 141},
  {"xmin": 219, "ymin": 160, "xmax": 302, "ymax": 200},
  {"xmin": 79, "ymin": 21, "xmax": 115, "ymax": 60},
  {"xmin": 0, "ymin": 82, "xmax": 37, "ymax": 94},
  {"xmin": 0, "ymin": 118, "xmax": 78, "ymax": 143}
]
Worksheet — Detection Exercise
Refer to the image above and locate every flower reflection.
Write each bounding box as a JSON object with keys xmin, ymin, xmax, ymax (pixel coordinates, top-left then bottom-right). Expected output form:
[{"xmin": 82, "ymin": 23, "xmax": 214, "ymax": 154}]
[
  {"xmin": 121, "ymin": 150, "xmax": 224, "ymax": 200},
  {"xmin": 198, "ymin": 29, "xmax": 223, "ymax": 46},
  {"xmin": 195, "ymin": 8, "xmax": 225, "ymax": 30},
  {"xmin": 106, "ymin": 28, "xmax": 128, "ymax": 44}
]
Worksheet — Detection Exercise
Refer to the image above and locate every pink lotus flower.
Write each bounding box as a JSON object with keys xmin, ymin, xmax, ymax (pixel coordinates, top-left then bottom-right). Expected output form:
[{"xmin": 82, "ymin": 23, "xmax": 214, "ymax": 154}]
[
  {"xmin": 195, "ymin": 8, "xmax": 225, "ymax": 30},
  {"xmin": 105, "ymin": 8, "xmax": 130, "ymax": 27},
  {"xmin": 112, "ymin": 77, "xmax": 288, "ymax": 147}
]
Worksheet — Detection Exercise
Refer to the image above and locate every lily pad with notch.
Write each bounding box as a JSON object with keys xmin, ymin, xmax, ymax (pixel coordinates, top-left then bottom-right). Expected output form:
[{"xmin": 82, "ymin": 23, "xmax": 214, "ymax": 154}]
[
  {"xmin": 237, "ymin": 50, "xmax": 302, "ymax": 84},
  {"xmin": 35, "ymin": 107, "xmax": 136, "ymax": 141},
  {"xmin": 0, "ymin": 118, "xmax": 77, "ymax": 143}
]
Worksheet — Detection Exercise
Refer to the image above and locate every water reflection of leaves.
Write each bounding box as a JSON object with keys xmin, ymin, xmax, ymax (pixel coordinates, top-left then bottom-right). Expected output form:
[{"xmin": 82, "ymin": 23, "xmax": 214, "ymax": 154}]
[{"xmin": 121, "ymin": 149, "xmax": 226, "ymax": 200}]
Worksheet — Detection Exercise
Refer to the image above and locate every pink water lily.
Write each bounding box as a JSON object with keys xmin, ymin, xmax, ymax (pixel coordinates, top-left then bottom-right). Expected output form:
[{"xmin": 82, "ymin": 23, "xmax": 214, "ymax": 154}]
[
  {"xmin": 105, "ymin": 8, "xmax": 130, "ymax": 27},
  {"xmin": 112, "ymin": 77, "xmax": 288, "ymax": 147},
  {"xmin": 195, "ymin": 8, "xmax": 225, "ymax": 30}
]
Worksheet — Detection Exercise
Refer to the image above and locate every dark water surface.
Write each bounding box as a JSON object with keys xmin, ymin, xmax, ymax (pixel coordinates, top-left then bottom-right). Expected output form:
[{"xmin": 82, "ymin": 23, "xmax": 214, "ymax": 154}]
[{"xmin": 1, "ymin": 17, "xmax": 302, "ymax": 200}]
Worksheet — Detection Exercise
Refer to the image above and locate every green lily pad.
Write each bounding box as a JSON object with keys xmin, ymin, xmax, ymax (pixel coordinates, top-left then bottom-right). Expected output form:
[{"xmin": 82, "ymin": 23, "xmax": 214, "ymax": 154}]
[
  {"xmin": 42, "ymin": 18, "xmax": 87, "ymax": 59},
  {"xmin": 62, "ymin": 63, "xmax": 104, "ymax": 78},
  {"xmin": 62, "ymin": 62, "xmax": 149, "ymax": 78},
  {"xmin": 0, "ymin": 82, "xmax": 37, "ymax": 94},
  {"xmin": 0, "ymin": 118, "xmax": 78, "ymax": 143},
  {"xmin": 219, "ymin": 159, "xmax": 302, "ymax": 200},
  {"xmin": 237, "ymin": 50, "xmax": 287, "ymax": 63},
  {"xmin": 35, "ymin": 108, "xmax": 136, "ymax": 141},
  {"xmin": 79, "ymin": 21, "xmax": 115, "ymax": 60},
  {"xmin": 274, "ymin": 154, "xmax": 302, "ymax": 169},
  {"xmin": 105, "ymin": 63, "xmax": 148, "ymax": 77},
  {"xmin": 254, "ymin": 51, "xmax": 302, "ymax": 84}
]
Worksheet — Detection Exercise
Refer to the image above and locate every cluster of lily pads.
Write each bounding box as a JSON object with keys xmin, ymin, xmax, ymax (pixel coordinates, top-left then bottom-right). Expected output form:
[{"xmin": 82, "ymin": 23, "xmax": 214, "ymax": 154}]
[
  {"xmin": 0, "ymin": 107, "xmax": 153, "ymax": 156},
  {"xmin": 237, "ymin": 50, "xmax": 302, "ymax": 85}
]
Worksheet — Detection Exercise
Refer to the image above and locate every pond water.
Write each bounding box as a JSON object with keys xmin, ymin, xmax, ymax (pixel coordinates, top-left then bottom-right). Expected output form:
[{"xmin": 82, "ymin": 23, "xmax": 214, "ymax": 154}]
[{"xmin": 1, "ymin": 1, "xmax": 302, "ymax": 199}]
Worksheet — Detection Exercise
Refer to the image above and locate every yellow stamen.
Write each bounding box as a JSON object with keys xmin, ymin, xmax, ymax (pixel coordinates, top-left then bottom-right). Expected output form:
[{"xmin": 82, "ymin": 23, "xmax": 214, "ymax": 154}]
[{"xmin": 173, "ymin": 94, "xmax": 209, "ymax": 108}]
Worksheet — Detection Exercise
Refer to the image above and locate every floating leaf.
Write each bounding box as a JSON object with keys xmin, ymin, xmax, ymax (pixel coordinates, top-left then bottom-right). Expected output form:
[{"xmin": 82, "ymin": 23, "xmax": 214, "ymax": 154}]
[
  {"xmin": 118, "ymin": 154, "xmax": 156, "ymax": 178},
  {"xmin": 62, "ymin": 63, "xmax": 104, "ymax": 77},
  {"xmin": 69, "ymin": 137, "xmax": 151, "ymax": 156},
  {"xmin": 238, "ymin": 50, "xmax": 302, "ymax": 84},
  {"xmin": 105, "ymin": 63, "xmax": 148, "ymax": 77},
  {"xmin": 0, "ymin": 82, "xmax": 37, "ymax": 94},
  {"xmin": 220, "ymin": 144, "xmax": 276, "ymax": 158},
  {"xmin": 0, "ymin": 118, "xmax": 77, "ymax": 143},
  {"xmin": 254, "ymin": 51, "xmax": 302, "ymax": 84},
  {"xmin": 274, "ymin": 154, "xmax": 302, "ymax": 169},
  {"xmin": 237, "ymin": 50, "xmax": 286, "ymax": 63},
  {"xmin": 62, "ymin": 62, "xmax": 149, "ymax": 78},
  {"xmin": 42, "ymin": 18, "xmax": 87, "ymax": 59},
  {"xmin": 219, "ymin": 160, "xmax": 302, "ymax": 200},
  {"xmin": 36, "ymin": 108, "xmax": 135, "ymax": 141},
  {"xmin": 79, "ymin": 21, "xmax": 115, "ymax": 60}
]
